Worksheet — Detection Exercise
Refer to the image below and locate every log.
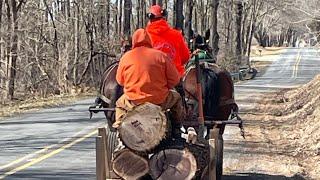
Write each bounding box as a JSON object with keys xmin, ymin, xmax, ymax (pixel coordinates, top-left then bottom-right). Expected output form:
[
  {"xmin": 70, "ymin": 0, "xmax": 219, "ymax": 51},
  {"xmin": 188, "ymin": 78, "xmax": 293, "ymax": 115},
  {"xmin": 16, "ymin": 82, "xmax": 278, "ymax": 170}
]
[
  {"xmin": 112, "ymin": 149, "xmax": 149, "ymax": 180},
  {"xmin": 149, "ymin": 149, "xmax": 197, "ymax": 180},
  {"xmin": 118, "ymin": 103, "xmax": 167, "ymax": 152}
]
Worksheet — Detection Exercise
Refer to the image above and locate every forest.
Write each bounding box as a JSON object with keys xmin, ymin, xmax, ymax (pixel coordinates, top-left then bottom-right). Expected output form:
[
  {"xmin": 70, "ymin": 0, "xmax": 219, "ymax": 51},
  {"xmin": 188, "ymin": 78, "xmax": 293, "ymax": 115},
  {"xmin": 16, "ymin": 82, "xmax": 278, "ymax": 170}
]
[{"xmin": 0, "ymin": 0, "xmax": 319, "ymax": 102}]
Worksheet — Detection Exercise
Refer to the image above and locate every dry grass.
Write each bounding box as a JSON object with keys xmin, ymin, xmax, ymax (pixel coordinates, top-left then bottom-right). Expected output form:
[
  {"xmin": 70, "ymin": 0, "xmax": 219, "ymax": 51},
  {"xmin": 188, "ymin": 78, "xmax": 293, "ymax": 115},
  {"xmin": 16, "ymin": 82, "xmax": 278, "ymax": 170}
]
[
  {"xmin": 0, "ymin": 92, "xmax": 96, "ymax": 119},
  {"xmin": 251, "ymin": 46, "xmax": 286, "ymax": 57}
]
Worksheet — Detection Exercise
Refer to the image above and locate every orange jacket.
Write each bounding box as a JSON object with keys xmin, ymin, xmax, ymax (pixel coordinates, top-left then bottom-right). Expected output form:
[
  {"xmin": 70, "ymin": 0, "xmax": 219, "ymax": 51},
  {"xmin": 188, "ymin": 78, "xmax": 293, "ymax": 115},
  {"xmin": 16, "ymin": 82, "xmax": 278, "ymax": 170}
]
[
  {"xmin": 146, "ymin": 19, "xmax": 190, "ymax": 76},
  {"xmin": 116, "ymin": 29, "xmax": 180, "ymax": 105}
]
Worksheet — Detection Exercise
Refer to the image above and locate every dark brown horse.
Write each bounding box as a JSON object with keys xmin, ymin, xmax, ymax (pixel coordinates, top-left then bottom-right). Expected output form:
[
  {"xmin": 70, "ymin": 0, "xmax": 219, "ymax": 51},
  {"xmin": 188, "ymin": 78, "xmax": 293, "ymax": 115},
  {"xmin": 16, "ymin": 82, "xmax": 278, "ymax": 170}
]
[
  {"xmin": 183, "ymin": 62, "xmax": 238, "ymax": 133},
  {"xmin": 98, "ymin": 61, "xmax": 123, "ymax": 130}
]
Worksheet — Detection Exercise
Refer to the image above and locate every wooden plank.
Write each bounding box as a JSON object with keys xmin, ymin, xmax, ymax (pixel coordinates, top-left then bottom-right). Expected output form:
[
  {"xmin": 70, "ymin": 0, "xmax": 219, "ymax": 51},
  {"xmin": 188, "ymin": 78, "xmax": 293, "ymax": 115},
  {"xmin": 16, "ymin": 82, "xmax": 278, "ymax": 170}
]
[
  {"xmin": 215, "ymin": 133, "xmax": 224, "ymax": 180},
  {"xmin": 96, "ymin": 136, "xmax": 106, "ymax": 180},
  {"xmin": 209, "ymin": 128, "xmax": 219, "ymax": 180},
  {"xmin": 98, "ymin": 128, "xmax": 108, "ymax": 178}
]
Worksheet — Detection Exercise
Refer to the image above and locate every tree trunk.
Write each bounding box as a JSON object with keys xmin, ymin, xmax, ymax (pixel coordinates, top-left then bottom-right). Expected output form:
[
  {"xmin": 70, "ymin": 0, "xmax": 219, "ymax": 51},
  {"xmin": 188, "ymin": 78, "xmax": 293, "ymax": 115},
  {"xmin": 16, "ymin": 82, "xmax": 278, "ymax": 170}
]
[
  {"xmin": 106, "ymin": 0, "xmax": 110, "ymax": 37},
  {"xmin": 156, "ymin": 0, "xmax": 162, "ymax": 6},
  {"xmin": 175, "ymin": 0, "xmax": 183, "ymax": 30},
  {"xmin": 199, "ymin": 0, "xmax": 204, "ymax": 34},
  {"xmin": 163, "ymin": 0, "xmax": 168, "ymax": 9},
  {"xmin": 210, "ymin": 0, "xmax": 220, "ymax": 58},
  {"xmin": 118, "ymin": 0, "xmax": 123, "ymax": 36},
  {"xmin": 235, "ymin": 1, "xmax": 243, "ymax": 67},
  {"xmin": 136, "ymin": 0, "xmax": 142, "ymax": 28},
  {"xmin": 73, "ymin": 2, "xmax": 80, "ymax": 85},
  {"xmin": 241, "ymin": 2, "xmax": 248, "ymax": 55},
  {"xmin": 114, "ymin": 0, "xmax": 118, "ymax": 35},
  {"xmin": 0, "ymin": 0, "xmax": 3, "ymax": 91},
  {"xmin": 141, "ymin": 0, "xmax": 146, "ymax": 27},
  {"xmin": 184, "ymin": 0, "xmax": 193, "ymax": 46},
  {"xmin": 123, "ymin": 0, "xmax": 132, "ymax": 36}
]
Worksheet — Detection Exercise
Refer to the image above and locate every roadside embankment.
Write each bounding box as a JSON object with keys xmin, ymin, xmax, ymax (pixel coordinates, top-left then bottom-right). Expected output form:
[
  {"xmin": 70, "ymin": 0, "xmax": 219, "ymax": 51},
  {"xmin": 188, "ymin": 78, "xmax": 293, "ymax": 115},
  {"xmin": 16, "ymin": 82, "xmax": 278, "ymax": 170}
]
[{"xmin": 246, "ymin": 75, "xmax": 320, "ymax": 179}]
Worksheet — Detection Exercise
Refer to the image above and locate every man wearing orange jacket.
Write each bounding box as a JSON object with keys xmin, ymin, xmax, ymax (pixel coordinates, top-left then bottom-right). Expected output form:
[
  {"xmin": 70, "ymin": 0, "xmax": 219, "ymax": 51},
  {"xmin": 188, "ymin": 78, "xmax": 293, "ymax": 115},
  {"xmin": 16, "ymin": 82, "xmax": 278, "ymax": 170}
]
[
  {"xmin": 146, "ymin": 5, "xmax": 190, "ymax": 76},
  {"xmin": 114, "ymin": 29, "xmax": 185, "ymax": 136},
  {"xmin": 146, "ymin": 5, "xmax": 190, "ymax": 107}
]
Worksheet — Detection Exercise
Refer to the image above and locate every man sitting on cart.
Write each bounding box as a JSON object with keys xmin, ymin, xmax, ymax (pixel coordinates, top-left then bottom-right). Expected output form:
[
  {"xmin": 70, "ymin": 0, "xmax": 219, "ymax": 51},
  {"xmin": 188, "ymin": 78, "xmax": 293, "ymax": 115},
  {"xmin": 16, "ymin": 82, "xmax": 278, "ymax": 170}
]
[{"xmin": 114, "ymin": 28, "xmax": 185, "ymax": 137}]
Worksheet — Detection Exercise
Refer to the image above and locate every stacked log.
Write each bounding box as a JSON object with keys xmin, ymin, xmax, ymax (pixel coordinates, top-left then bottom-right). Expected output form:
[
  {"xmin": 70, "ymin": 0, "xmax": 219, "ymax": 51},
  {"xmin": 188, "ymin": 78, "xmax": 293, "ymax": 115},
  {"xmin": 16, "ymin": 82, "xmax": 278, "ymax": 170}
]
[
  {"xmin": 112, "ymin": 149, "xmax": 149, "ymax": 179},
  {"xmin": 149, "ymin": 149, "xmax": 197, "ymax": 180},
  {"xmin": 118, "ymin": 103, "xmax": 167, "ymax": 152}
]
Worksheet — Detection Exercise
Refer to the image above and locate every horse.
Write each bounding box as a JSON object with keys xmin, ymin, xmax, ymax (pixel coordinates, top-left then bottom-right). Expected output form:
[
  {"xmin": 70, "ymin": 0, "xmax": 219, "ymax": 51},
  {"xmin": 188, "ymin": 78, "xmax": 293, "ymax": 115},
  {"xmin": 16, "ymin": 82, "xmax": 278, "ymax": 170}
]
[
  {"xmin": 98, "ymin": 61, "xmax": 123, "ymax": 131},
  {"xmin": 183, "ymin": 61, "xmax": 238, "ymax": 134}
]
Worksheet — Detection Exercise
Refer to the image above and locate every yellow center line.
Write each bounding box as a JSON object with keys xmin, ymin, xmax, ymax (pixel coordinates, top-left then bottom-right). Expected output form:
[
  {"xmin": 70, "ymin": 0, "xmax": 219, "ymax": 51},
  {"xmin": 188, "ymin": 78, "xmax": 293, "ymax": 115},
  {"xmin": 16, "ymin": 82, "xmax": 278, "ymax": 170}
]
[
  {"xmin": 0, "ymin": 145, "xmax": 54, "ymax": 171},
  {"xmin": 292, "ymin": 50, "xmax": 302, "ymax": 78},
  {"xmin": 294, "ymin": 54, "xmax": 302, "ymax": 78},
  {"xmin": 0, "ymin": 130, "xmax": 97, "ymax": 179}
]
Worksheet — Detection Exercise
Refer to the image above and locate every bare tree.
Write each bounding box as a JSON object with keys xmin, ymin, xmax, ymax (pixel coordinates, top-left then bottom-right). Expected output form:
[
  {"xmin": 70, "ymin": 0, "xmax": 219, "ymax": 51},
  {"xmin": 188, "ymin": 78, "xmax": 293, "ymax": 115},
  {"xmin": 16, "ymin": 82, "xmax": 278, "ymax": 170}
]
[
  {"xmin": 235, "ymin": 1, "xmax": 243, "ymax": 67},
  {"xmin": 175, "ymin": 0, "xmax": 183, "ymax": 29},
  {"xmin": 210, "ymin": 0, "xmax": 220, "ymax": 58},
  {"xmin": 123, "ymin": 0, "xmax": 132, "ymax": 36},
  {"xmin": 184, "ymin": 0, "xmax": 194, "ymax": 44}
]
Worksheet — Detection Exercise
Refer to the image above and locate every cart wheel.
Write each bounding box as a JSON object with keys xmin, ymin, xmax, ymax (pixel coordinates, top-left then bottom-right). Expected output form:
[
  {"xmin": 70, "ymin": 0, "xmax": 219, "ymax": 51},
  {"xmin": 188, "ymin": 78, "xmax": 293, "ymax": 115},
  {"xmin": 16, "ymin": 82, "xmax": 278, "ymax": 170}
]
[{"xmin": 105, "ymin": 127, "xmax": 119, "ymax": 179}]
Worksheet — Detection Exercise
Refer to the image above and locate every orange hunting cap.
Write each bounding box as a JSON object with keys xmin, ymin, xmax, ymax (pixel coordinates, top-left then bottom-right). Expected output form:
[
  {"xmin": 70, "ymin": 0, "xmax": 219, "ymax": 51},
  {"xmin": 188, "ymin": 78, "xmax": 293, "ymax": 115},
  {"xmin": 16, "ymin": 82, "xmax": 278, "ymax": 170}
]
[{"xmin": 148, "ymin": 5, "xmax": 167, "ymax": 18}]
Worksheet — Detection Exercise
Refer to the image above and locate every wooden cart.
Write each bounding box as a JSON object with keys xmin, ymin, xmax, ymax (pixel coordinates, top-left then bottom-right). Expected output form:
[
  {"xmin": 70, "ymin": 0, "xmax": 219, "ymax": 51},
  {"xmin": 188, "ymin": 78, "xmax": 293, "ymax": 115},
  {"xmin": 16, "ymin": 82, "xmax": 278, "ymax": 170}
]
[{"xmin": 90, "ymin": 54, "xmax": 244, "ymax": 180}]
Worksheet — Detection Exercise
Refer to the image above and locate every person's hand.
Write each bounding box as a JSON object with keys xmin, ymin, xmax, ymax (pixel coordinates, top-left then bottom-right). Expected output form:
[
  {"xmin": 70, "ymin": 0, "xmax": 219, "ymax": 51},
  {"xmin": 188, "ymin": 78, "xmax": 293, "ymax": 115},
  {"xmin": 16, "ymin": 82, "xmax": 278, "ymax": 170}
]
[{"xmin": 191, "ymin": 49, "xmax": 201, "ymax": 56}]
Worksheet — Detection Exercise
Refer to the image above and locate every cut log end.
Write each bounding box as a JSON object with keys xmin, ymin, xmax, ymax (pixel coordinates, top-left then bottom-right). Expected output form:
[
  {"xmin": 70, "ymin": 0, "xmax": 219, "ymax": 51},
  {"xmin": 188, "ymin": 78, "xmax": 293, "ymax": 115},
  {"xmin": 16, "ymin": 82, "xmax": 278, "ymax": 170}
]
[
  {"xmin": 112, "ymin": 149, "xmax": 149, "ymax": 180},
  {"xmin": 119, "ymin": 103, "xmax": 167, "ymax": 152},
  {"xmin": 149, "ymin": 148, "xmax": 197, "ymax": 180}
]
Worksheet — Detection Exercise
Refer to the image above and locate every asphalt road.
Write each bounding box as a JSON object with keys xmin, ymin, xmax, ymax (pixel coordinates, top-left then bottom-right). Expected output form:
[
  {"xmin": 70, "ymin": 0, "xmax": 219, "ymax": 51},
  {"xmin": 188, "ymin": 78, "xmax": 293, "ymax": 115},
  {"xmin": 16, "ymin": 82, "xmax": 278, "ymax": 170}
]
[
  {"xmin": 0, "ymin": 47, "xmax": 319, "ymax": 180},
  {"xmin": 0, "ymin": 99, "xmax": 106, "ymax": 179},
  {"xmin": 223, "ymin": 47, "xmax": 320, "ymax": 179},
  {"xmin": 234, "ymin": 48, "xmax": 320, "ymax": 112}
]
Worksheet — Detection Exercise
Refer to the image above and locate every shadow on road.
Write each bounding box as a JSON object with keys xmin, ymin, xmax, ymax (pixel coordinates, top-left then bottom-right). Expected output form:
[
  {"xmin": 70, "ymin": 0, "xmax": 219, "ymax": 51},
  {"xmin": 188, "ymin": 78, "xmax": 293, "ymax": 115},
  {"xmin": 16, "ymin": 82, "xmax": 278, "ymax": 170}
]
[{"xmin": 223, "ymin": 173, "xmax": 306, "ymax": 180}]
